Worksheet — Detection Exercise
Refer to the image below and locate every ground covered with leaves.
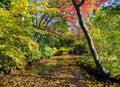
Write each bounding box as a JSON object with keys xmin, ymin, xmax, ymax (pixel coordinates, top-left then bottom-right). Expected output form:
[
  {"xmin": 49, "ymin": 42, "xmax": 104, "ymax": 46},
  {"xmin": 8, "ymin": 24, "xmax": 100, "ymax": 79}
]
[{"xmin": 0, "ymin": 55, "xmax": 119, "ymax": 87}]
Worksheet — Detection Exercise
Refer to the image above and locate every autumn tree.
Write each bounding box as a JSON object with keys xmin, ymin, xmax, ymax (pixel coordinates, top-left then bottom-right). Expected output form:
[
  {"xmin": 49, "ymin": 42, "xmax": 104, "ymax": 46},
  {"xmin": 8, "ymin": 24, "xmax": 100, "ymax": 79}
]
[
  {"xmin": 57, "ymin": 0, "xmax": 111, "ymax": 77},
  {"xmin": 0, "ymin": 0, "xmax": 42, "ymax": 72},
  {"xmin": 71, "ymin": 0, "xmax": 110, "ymax": 77}
]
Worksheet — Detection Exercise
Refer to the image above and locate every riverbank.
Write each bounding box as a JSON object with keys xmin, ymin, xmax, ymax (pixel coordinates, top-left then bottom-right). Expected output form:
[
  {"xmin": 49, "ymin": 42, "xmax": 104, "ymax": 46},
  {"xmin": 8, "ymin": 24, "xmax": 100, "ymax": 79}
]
[{"xmin": 0, "ymin": 55, "xmax": 119, "ymax": 87}]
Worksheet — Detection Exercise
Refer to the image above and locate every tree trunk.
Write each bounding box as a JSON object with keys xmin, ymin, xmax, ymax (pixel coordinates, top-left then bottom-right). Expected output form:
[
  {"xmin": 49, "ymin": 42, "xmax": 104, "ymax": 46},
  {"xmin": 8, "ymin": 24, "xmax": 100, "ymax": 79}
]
[{"xmin": 72, "ymin": 0, "xmax": 110, "ymax": 77}]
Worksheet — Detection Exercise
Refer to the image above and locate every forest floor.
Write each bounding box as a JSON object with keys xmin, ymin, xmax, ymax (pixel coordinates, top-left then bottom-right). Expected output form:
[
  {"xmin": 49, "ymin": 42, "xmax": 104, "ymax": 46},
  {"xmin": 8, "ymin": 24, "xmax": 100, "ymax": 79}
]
[{"xmin": 0, "ymin": 55, "xmax": 119, "ymax": 87}]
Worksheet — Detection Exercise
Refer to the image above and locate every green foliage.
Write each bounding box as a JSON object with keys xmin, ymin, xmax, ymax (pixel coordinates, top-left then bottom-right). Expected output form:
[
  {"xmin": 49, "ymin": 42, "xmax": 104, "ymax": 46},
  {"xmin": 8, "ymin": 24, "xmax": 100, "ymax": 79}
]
[
  {"xmin": 0, "ymin": 46, "xmax": 26, "ymax": 71},
  {"xmin": 78, "ymin": 55, "xmax": 120, "ymax": 77},
  {"xmin": 39, "ymin": 44, "xmax": 54, "ymax": 58},
  {"xmin": 60, "ymin": 31, "xmax": 76, "ymax": 48},
  {"xmin": 72, "ymin": 44, "xmax": 88, "ymax": 55},
  {"xmin": 89, "ymin": 9, "xmax": 120, "ymax": 76},
  {"xmin": 102, "ymin": 60, "xmax": 120, "ymax": 76},
  {"xmin": 0, "ymin": 0, "xmax": 42, "ymax": 72},
  {"xmin": 91, "ymin": 9, "xmax": 120, "ymax": 57},
  {"xmin": 57, "ymin": 30, "xmax": 89, "ymax": 55},
  {"xmin": 77, "ymin": 57, "xmax": 96, "ymax": 69},
  {"xmin": 56, "ymin": 47, "xmax": 71, "ymax": 55},
  {"xmin": 0, "ymin": 0, "xmax": 11, "ymax": 8},
  {"xmin": 76, "ymin": 7, "xmax": 120, "ymax": 77},
  {"xmin": 0, "ymin": 0, "xmax": 65, "ymax": 73}
]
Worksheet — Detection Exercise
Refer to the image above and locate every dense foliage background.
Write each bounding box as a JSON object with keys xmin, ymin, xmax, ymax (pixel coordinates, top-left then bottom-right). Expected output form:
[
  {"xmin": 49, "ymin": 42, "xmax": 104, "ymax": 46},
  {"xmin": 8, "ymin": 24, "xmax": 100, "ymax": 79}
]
[{"xmin": 0, "ymin": 0, "xmax": 120, "ymax": 78}]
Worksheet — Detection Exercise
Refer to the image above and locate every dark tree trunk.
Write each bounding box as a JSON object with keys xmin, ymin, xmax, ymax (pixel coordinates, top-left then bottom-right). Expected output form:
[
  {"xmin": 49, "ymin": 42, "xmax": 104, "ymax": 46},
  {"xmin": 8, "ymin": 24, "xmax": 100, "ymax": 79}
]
[{"xmin": 72, "ymin": 0, "xmax": 110, "ymax": 77}]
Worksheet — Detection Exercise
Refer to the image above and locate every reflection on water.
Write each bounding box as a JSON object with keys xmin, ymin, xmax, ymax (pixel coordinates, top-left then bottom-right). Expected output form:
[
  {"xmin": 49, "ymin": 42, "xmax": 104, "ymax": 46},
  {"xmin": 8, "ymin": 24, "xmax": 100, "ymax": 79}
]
[{"xmin": 1, "ymin": 56, "xmax": 119, "ymax": 87}]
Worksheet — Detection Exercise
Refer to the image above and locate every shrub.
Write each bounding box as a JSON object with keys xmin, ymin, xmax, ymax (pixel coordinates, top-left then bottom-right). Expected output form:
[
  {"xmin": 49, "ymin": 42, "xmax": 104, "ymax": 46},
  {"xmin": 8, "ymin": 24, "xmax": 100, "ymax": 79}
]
[
  {"xmin": 55, "ymin": 47, "xmax": 72, "ymax": 55},
  {"xmin": 39, "ymin": 44, "xmax": 54, "ymax": 58}
]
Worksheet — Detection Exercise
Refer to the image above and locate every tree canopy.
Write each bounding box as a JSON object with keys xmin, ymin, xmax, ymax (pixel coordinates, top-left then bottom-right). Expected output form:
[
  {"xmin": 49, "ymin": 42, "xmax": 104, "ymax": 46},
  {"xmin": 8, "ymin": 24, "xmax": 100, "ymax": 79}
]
[{"xmin": 0, "ymin": 0, "xmax": 120, "ymax": 80}]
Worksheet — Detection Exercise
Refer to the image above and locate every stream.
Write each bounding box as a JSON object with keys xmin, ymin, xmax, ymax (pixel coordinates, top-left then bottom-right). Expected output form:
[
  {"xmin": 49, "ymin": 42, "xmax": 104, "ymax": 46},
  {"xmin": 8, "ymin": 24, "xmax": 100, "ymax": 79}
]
[{"xmin": 0, "ymin": 55, "xmax": 119, "ymax": 87}]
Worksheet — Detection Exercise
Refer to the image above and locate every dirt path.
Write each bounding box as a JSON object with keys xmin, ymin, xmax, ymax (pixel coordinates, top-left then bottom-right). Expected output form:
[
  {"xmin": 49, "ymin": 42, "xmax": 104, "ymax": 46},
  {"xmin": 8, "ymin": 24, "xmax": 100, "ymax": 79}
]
[{"xmin": 0, "ymin": 55, "xmax": 117, "ymax": 87}]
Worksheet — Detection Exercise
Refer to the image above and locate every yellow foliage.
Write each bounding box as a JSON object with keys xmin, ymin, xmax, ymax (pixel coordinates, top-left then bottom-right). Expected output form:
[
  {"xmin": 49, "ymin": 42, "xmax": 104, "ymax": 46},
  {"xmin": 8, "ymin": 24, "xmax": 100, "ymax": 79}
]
[
  {"xmin": 0, "ymin": 45, "xmax": 26, "ymax": 68},
  {"xmin": 0, "ymin": 0, "xmax": 59, "ymax": 70},
  {"xmin": 0, "ymin": 28, "xmax": 4, "ymax": 37},
  {"xmin": 18, "ymin": 35, "xmax": 39, "ymax": 51},
  {"xmin": 0, "ymin": 8, "xmax": 9, "ymax": 17}
]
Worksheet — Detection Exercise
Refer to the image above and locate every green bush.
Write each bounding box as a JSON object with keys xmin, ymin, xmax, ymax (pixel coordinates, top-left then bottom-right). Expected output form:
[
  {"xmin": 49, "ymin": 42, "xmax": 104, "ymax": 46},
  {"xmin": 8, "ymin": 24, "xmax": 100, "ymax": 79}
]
[
  {"xmin": 55, "ymin": 47, "xmax": 70, "ymax": 55},
  {"xmin": 40, "ymin": 44, "xmax": 54, "ymax": 58},
  {"xmin": 89, "ymin": 28, "xmax": 120, "ymax": 77},
  {"xmin": 73, "ymin": 44, "xmax": 88, "ymax": 55}
]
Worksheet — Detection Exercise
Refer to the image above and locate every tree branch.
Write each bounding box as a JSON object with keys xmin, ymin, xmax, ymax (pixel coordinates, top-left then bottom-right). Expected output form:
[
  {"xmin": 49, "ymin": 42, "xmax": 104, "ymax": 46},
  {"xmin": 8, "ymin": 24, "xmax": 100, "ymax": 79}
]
[
  {"xmin": 72, "ymin": 0, "xmax": 85, "ymax": 7},
  {"xmin": 78, "ymin": 0, "xmax": 85, "ymax": 7}
]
